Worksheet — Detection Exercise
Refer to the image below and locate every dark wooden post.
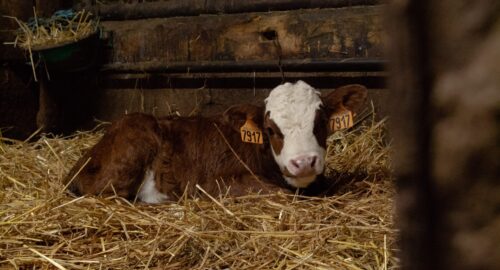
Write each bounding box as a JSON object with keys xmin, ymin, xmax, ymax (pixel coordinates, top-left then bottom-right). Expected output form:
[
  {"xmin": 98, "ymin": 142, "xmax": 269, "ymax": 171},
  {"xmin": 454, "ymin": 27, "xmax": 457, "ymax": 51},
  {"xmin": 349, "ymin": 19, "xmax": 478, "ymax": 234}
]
[
  {"xmin": 0, "ymin": 1, "xmax": 38, "ymax": 139},
  {"xmin": 388, "ymin": 0, "xmax": 500, "ymax": 269},
  {"xmin": 36, "ymin": 74, "xmax": 59, "ymax": 133},
  {"xmin": 386, "ymin": 1, "xmax": 437, "ymax": 269},
  {"xmin": 33, "ymin": 0, "xmax": 76, "ymax": 134}
]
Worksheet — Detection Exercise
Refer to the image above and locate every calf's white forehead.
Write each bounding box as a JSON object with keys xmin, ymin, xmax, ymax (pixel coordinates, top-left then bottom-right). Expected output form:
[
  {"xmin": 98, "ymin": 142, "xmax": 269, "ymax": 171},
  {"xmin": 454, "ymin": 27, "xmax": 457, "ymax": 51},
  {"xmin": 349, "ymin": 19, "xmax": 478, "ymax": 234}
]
[{"xmin": 265, "ymin": 80, "xmax": 322, "ymax": 132}]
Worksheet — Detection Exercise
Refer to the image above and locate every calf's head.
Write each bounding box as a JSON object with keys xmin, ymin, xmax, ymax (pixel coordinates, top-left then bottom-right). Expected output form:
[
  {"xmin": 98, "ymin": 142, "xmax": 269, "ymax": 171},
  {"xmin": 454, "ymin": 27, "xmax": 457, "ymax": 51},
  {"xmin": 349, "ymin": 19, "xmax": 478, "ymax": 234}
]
[{"xmin": 224, "ymin": 81, "xmax": 367, "ymax": 188}]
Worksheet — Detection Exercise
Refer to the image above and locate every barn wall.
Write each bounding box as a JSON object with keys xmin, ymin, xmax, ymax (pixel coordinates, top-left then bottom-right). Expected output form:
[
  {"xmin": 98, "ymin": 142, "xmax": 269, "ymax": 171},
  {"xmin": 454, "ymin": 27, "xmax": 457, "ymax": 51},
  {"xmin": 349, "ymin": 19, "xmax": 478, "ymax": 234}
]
[
  {"xmin": 78, "ymin": 1, "xmax": 386, "ymax": 128},
  {"xmin": 91, "ymin": 72, "xmax": 387, "ymax": 122}
]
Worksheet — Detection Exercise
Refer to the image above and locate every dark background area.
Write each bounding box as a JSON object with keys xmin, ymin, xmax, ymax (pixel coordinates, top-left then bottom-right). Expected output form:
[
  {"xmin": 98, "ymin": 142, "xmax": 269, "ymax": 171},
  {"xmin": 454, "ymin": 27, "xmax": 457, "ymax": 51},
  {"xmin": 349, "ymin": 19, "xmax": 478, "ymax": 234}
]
[{"xmin": 0, "ymin": 0, "xmax": 385, "ymax": 138}]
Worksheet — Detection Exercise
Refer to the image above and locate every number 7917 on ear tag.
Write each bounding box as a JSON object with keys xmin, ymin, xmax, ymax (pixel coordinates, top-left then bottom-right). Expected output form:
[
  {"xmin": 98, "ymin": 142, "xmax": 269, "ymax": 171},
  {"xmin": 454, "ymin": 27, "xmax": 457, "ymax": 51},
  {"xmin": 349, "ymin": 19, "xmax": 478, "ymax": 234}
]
[
  {"xmin": 240, "ymin": 119, "xmax": 264, "ymax": 144},
  {"xmin": 329, "ymin": 109, "xmax": 354, "ymax": 132}
]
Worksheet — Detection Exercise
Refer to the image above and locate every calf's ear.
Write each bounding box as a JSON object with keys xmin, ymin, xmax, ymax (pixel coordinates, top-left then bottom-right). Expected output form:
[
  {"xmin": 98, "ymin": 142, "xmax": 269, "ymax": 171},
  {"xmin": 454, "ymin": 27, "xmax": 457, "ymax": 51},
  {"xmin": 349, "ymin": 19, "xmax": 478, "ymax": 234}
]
[
  {"xmin": 322, "ymin": 84, "xmax": 368, "ymax": 113},
  {"xmin": 223, "ymin": 104, "xmax": 264, "ymax": 132}
]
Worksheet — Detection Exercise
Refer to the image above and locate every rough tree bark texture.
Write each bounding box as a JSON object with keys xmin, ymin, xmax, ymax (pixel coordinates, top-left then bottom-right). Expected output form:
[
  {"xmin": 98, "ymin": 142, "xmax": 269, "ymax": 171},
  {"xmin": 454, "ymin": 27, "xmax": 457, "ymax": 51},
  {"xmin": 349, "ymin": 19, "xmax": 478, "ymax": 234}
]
[{"xmin": 388, "ymin": 0, "xmax": 500, "ymax": 269}]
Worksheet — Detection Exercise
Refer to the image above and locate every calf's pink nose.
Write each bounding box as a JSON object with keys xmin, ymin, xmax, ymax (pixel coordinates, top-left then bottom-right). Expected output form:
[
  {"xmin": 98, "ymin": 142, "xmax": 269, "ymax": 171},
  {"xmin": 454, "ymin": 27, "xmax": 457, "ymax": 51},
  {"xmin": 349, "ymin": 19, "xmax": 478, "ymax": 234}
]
[{"xmin": 288, "ymin": 155, "xmax": 318, "ymax": 176}]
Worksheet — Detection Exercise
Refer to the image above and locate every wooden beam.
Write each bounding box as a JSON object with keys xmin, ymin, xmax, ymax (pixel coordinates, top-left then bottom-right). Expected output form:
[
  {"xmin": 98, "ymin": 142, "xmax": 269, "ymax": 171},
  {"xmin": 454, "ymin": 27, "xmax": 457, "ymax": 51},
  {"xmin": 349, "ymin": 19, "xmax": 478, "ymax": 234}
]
[
  {"xmin": 102, "ymin": 58, "xmax": 385, "ymax": 73},
  {"xmin": 99, "ymin": 71, "xmax": 386, "ymax": 90},
  {"xmin": 101, "ymin": 6, "xmax": 384, "ymax": 72},
  {"xmin": 76, "ymin": 0, "xmax": 381, "ymax": 20}
]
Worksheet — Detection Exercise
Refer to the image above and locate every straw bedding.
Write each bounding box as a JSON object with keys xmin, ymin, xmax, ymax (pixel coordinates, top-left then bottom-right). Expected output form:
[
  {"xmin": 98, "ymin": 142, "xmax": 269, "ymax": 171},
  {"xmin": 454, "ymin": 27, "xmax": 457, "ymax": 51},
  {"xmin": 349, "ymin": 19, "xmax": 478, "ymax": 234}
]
[{"xmin": 0, "ymin": 117, "xmax": 398, "ymax": 269}]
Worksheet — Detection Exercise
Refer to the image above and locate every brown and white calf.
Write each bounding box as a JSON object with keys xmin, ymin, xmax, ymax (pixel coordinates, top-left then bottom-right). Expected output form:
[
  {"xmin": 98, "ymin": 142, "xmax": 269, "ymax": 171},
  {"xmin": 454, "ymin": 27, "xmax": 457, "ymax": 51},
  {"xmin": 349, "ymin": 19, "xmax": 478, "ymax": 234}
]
[{"xmin": 65, "ymin": 81, "xmax": 367, "ymax": 203}]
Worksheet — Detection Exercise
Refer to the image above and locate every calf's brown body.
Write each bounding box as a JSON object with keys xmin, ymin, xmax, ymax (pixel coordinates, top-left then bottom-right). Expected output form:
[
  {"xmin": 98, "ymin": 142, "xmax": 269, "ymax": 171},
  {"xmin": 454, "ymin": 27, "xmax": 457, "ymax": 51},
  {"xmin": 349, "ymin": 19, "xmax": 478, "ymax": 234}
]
[
  {"xmin": 66, "ymin": 112, "xmax": 287, "ymax": 200},
  {"xmin": 65, "ymin": 82, "xmax": 368, "ymax": 201}
]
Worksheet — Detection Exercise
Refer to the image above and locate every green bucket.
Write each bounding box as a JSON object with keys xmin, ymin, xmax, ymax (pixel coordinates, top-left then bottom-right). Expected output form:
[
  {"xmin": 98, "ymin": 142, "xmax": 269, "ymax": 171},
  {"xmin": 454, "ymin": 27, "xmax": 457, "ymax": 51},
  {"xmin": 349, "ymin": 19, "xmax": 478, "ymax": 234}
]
[{"xmin": 36, "ymin": 31, "xmax": 101, "ymax": 72}]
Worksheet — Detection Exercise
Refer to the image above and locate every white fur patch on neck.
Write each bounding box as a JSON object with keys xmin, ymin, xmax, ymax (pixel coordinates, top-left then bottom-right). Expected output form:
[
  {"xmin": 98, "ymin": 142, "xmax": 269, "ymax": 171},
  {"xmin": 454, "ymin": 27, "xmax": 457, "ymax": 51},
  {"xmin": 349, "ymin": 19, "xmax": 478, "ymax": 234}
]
[
  {"xmin": 265, "ymin": 80, "xmax": 326, "ymax": 187},
  {"xmin": 138, "ymin": 170, "xmax": 169, "ymax": 204}
]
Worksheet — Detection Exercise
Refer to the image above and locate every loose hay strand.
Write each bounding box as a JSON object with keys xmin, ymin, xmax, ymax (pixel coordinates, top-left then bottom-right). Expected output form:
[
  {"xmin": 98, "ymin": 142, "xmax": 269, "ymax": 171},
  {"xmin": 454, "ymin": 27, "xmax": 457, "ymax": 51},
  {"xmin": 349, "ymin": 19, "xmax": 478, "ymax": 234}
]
[
  {"xmin": 0, "ymin": 117, "xmax": 399, "ymax": 269},
  {"xmin": 61, "ymin": 157, "xmax": 91, "ymax": 193},
  {"xmin": 25, "ymin": 245, "xmax": 67, "ymax": 270},
  {"xmin": 196, "ymin": 184, "xmax": 235, "ymax": 217},
  {"xmin": 213, "ymin": 123, "xmax": 261, "ymax": 183}
]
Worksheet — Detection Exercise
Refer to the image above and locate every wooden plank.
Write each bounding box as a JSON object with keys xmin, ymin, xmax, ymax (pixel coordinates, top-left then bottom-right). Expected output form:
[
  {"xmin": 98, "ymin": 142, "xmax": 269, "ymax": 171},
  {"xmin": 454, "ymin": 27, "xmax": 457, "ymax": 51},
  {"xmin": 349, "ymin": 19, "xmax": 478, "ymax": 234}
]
[
  {"xmin": 100, "ymin": 71, "xmax": 386, "ymax": 90},
  {"xmin": 91, "ymin": 70, "xmax": 386, "ymax": 122},
  {"xmin": 75, "ymin": 0, "xmax": 380, "ymax": 20},
  {"xmin": 101, "ymin": 6, "xmax": 383, "ymax": 72},
  {"xmin": 90, "ymin": 85, "xmax": 387, "ymax": 123},
  {"xmin": 102, "ymin": 59, "xmax": 385, "ymax": 73}
]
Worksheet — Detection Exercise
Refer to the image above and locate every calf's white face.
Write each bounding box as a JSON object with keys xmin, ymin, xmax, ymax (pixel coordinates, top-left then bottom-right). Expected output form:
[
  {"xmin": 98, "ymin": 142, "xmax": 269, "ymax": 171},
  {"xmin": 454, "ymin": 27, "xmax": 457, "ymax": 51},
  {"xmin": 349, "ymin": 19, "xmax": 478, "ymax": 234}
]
[
  {"xmin": 223, "ymin": 80, "xmax": 367, "ymax": 189},
  {"xmin": 265, "ymin": 81, "xmax": 326, "ymax": 187},
  {"xmin": 264, "ymin": 81, "xmax": 368, "ymax": 188}
]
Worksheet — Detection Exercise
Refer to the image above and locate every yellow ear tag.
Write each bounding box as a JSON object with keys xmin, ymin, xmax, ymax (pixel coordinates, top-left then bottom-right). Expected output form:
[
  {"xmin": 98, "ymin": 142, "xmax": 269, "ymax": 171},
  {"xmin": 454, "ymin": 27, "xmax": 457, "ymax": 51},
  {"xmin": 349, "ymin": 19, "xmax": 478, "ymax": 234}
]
[
  {"xmin": 240, "ymin": 119, "xmax": 264, "ymax": 144},
  {"xmin": 329, "ymin": 107, "xmax": 354, "ymax": 132}
]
